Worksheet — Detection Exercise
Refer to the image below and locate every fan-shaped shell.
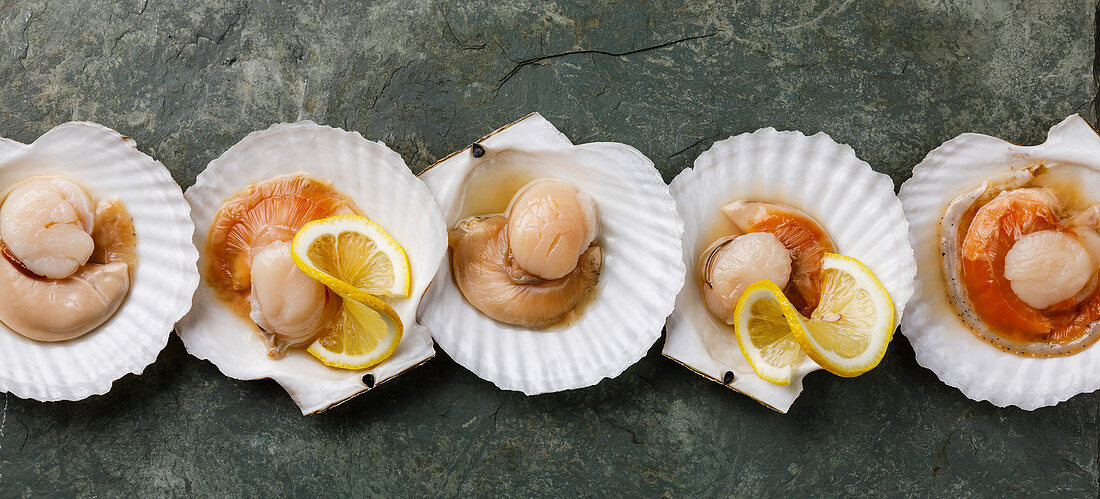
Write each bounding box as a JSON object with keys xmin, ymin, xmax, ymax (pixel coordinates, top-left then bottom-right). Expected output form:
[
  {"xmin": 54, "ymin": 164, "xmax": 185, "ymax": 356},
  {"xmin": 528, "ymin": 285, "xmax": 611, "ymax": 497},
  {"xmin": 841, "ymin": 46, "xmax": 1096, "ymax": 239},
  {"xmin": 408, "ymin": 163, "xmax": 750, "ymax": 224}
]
[
  {"xmin": 664, "ymin": 128, "xmax": 915, "ymax": 413},
  {"xmin": 418, "ymin": 113, "xmax": 684, "ymax": 394},
  {"xmin": 0, "ymin": 122, "xmax": 198, "ymax": 401},
  {"xmin": 899, "ymin": 114, "xmax": 1100, "ymax": 410},
  {"xmin": 179, "ymin": 122, "xmax": 447, "ymax": 414}
]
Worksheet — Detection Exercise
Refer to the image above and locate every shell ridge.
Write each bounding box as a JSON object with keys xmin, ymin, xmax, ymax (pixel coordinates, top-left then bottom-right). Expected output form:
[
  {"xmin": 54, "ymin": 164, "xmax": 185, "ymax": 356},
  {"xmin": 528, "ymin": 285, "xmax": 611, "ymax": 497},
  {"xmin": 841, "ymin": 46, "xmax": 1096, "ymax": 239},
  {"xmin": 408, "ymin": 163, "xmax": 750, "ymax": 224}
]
[{"xmin": 0, "ymin": 122, "xmax": 197, "ymax": 401}]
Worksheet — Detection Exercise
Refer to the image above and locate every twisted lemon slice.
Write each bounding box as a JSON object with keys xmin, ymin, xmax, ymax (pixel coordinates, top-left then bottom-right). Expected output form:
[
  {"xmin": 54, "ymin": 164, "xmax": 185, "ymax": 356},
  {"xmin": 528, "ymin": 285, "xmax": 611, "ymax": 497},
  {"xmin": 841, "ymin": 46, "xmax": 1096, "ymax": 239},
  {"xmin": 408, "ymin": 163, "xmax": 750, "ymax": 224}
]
[
  {"xmin": 291, "ymin": 215, "xmax": 410, "ymax": 369},
  {"xmin": 733, "ymin": 254, "xmax": 894, "ymax": 384}
]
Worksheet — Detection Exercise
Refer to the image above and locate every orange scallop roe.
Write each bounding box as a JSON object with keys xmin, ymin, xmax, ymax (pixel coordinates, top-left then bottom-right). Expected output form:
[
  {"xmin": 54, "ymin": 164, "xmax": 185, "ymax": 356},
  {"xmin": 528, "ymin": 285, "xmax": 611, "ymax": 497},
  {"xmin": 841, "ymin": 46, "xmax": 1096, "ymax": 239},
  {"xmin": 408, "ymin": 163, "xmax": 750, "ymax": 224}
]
[
  {"xmin": 206, "ymin": 174, "xmax": 361, "ymax": 314},
  {"xmin": 960, "ymin": 190, "xmax": 1100, "ymax": 345},
  {"xmin": 734, "ymin": 205, "xmax": 835, "ymax": 316}
]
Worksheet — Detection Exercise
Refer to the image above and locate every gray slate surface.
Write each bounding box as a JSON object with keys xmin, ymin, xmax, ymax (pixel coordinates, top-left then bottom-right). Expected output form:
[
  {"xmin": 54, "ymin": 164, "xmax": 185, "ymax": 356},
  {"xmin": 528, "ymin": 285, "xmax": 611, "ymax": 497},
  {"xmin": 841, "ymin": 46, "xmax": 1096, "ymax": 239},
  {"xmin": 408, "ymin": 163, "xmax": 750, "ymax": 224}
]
[{"xmin": 0, "ymin": 0, "xmax": 1097, "ymax": 496}]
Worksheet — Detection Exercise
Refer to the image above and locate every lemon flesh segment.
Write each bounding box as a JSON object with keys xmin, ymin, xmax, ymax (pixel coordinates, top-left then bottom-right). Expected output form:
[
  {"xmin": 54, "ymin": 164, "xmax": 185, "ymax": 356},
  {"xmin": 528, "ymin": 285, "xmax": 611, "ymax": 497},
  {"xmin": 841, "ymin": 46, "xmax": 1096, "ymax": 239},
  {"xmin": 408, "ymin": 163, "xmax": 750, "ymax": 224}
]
[
  {"xmin": 307, "ymin": 291, "xmax": 403, "ymax": 370},
  {"xmin": 795, "ymin": 253, "xmax": 895, "ymax": 377},
  {"xmin": 291, "ymin": 215, "xmax": 411, "ymax": 298},
  {"xmin": 733, "ymin": 280, "xmax": 809, "ymax": 386}
]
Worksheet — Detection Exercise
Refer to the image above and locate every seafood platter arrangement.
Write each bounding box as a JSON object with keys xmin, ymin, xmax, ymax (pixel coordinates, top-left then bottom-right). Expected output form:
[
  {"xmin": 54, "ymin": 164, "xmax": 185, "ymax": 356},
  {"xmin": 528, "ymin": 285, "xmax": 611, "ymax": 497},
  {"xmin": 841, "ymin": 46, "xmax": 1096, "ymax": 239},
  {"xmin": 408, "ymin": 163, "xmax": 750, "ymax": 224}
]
[{"xmin": 1, "ymin": 112, "xmax": 1099, "ymax": 414}]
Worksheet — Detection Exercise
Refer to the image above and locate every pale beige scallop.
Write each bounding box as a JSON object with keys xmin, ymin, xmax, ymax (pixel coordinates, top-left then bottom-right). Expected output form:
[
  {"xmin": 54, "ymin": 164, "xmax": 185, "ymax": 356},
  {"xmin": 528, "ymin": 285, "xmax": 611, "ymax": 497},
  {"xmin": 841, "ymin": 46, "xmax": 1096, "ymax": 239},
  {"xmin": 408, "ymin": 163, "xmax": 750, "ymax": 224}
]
[
  {"xmin": 699, "ymin": 232, "xmax": 792, "ymax": 325},
  {"xmin": 450, "ymin": 215, "xmax": 602, "ymax": 328},
  {"xmin": 0, "ymin": 176, "xmax": 95, "ymax": 279},
  {"xmin": 248, "ymin": 240, "xmax": 341, "ymax": 357},
  {"xmin": 1003, "ymin": 230, "xmax": 1094, "ymax": 310},
  {"xmin": 0, "ymin": 194, "xmax": 137, "ymax": 342},
  {"xmin": 504, "ymin": 178, "xmax": 599, "ymax": 281}
]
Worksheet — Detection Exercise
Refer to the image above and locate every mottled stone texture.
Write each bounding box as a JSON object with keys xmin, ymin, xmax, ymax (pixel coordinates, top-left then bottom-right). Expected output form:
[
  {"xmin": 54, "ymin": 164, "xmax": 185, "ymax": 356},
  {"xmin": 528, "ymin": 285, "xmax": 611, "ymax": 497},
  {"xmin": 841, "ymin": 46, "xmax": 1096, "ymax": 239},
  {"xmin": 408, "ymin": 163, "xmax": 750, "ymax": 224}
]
[{"xmin": 0, "ymin": 0, "xmax": 1096, "ymax": 496}]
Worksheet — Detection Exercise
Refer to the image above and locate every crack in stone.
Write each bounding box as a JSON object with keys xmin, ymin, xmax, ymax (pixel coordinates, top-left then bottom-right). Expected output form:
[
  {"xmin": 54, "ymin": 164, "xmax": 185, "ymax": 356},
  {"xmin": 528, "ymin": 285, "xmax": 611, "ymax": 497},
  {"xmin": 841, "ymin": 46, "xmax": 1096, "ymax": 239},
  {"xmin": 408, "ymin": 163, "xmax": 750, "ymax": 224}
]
[
  {"xmin": 440, "ymin": 5, "xmax": 486, "ymax": 52},
  {"xmin": 496, "ymin": 31, "xmax": 720, "ymax": 89},
  {"xmin": 368, "ymin": 59, "xmax": 415, "ymax": 111},
  {"xmin": 110, "ymin": 22, "xmax": 143, "ymax": 51},
  {"xmin": 212, "ymin": 9, "xmax": 243, "ymax": 44},
  {"xmin": 609, "ymin": 421, "xmax": 644, "ymax": 445},
  {"xmin": 12, "ymin": 4, "xmax": 44, "ymax": 71},
  {"xmin": 931, "ymin": 428, "xmax": 960, "ymax": 478},
  {"xmin": 668, "ymin": 133, "xmax": 719, "ymax": 159},
  {"xmin": 486, "ymin": 400, "xmax": 504, "ymax": 431},
  {"xmin": 164, "ymin": 8, "xmax": 244, "ymax": 64}
]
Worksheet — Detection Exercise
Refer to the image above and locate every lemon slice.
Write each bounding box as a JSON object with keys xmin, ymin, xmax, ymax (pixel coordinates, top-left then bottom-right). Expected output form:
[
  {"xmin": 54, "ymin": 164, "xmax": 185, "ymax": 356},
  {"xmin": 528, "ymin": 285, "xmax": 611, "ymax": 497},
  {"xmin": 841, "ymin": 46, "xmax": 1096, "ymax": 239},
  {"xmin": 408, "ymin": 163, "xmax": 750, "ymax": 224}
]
[
  {"xmin": 733, "ymin": 280, "xmax": 809, "ymax": 386},
  {"xmin": 306, "ymin": 292, "xmax": 403, "ymax": 370},
  {"xmin": 793, "ymin": 253, "xmax": 895, "ymax": 377},
  {"xmin": 291, "ymin": 214, "xmax": 411, "ymax": 298},
  {"xmin": 291, "ymin": 215, "xmax": 409, "ymax": 370}
]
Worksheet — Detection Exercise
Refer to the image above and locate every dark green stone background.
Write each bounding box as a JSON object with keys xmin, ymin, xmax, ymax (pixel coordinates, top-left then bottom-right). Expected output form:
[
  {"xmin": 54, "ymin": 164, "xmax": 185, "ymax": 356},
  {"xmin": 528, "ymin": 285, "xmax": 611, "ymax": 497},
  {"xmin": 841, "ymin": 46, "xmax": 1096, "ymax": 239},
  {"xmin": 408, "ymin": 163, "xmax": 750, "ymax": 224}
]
[{"xmin": 0, "ymin": 0, "xmax": 1096, "ymax": 495}]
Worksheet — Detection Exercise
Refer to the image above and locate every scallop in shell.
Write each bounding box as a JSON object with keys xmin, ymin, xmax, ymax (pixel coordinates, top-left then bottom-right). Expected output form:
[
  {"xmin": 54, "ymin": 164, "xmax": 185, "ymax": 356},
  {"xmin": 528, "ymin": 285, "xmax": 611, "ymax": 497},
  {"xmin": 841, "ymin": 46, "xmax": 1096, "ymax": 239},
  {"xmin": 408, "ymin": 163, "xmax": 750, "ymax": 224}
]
[
  {"xmin": 899, "ymin": 114, "xmax": 1100, "ymax": 410},
  {"xmin": 0, "ymin": 122, "xmax": 198, "ymax": 401},
  {"xmin": 417, "ymin": 113, "xmax": 684, "ymax": 394},
  {"xmin": 179, "ymin": 122, "xmax": 447, "ymax": 414},
  {"xmin": 664, "ymin": 128, "xmax": 915, "ymax": 413}
]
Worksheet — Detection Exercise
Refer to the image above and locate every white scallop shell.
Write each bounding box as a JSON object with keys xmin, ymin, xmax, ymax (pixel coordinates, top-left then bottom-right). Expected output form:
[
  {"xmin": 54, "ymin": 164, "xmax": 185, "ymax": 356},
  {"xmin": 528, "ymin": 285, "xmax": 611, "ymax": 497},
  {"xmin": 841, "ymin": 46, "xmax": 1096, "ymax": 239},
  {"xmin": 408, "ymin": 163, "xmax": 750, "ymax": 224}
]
[
  {"xmin": 899, "ymin": 114, "xmax": 1100, "ymax": 410},
  {"xmin": 0, "ymin": 122, "xmax": 198, "ymax": 401},
  {"xmin": 418, "ymin": 113, "xmax": 684, "ymax": 394},
  {"xmin": 179, "ymin": 122, "xmax": 447, "ymax": 414},
  {"xmin": 664, "ymin": 128, "xmax": 916, "ymax": 413}
]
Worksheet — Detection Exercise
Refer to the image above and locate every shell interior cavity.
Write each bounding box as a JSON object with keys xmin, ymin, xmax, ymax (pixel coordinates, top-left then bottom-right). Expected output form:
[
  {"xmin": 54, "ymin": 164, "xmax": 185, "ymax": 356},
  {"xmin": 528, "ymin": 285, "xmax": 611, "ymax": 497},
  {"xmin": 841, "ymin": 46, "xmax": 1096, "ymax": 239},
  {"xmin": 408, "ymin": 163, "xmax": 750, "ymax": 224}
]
[
  {"xmin": 664, "ymin": 128, "xmax": 915, "ymax": 413},
  {"xmin": 938, "ymin": 166, "xmax": 1100, "ymax": 356},
  {"xmin": 900, "ymin": 114, "xmax": 1100, "ymax": 410},
  {"xmin": 0, "ymin": 122, "xmax": 198, "ymax": 402},
  {"xmin": 418, "ymin": 113, "xmax": 684, "ymax": 395},
  {"xmin": 179, "ymin": 122, "xmax": 447, "ymax": 414}
]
